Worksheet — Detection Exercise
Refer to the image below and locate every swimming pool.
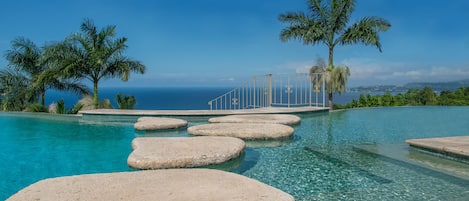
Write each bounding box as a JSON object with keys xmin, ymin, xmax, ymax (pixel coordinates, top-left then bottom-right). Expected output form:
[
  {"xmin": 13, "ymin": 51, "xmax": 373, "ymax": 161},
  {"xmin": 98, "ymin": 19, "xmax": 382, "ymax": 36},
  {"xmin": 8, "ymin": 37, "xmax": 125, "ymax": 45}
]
[{"xmin": 1, "ymin": 107, "xmax": 469, "ymax": 200}]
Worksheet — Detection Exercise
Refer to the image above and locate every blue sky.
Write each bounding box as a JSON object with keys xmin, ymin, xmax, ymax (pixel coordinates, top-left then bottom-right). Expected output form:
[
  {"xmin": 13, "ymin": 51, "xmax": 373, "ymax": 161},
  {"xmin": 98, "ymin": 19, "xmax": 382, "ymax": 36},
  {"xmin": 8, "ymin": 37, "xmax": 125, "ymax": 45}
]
[{"xmin": 1, "ymin": 0, "xmax": 468, "ymax": 87}]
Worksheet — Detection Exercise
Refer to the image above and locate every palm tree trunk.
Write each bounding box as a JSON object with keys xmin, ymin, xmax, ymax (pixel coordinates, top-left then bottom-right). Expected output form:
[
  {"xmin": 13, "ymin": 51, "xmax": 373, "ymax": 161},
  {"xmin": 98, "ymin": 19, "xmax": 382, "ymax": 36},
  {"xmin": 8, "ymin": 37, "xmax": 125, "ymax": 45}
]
[
  {"xmin": 328, "ymin": 46, "xmax": 334, "ymax": 68},
  {"xmin": 41, "ymin": 91, "xmax": 45, "ymax": 107},
  {"xmin": 93, "ymin": 80, "xmax": 99, "ymax": 109},
  {"xmin": 328, "ymin": 46, "xmax": 334, "ymax": 110},
  {"xmin": 41, "ymin": 83, "xmax": 46, "ymax": 107}
]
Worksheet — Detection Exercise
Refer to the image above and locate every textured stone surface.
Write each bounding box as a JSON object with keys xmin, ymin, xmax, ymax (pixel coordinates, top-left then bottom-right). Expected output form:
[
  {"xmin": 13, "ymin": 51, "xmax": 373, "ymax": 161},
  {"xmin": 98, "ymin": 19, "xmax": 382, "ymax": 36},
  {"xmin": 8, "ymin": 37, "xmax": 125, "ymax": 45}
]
[
  {"xmin": 188, "ymin": 123, "xmax": 294, "ymax": 140},
  {"xmin": 7, "ymin": 169, "xmax": 294, "ymax": 201},
  {"xmin": 128, "ymin": 136, "xmax": 245, "ymax": 169},
  {"xmin": 133, "ymin": 117, "xmax": 188, "ymax": 130},
  {"xmin": 209, "ymin": 114, "xmax": 301, "ymax": 125},
  {"xmin": 406, "ymin": 136, "xmax": 469, "ymax": 157}
]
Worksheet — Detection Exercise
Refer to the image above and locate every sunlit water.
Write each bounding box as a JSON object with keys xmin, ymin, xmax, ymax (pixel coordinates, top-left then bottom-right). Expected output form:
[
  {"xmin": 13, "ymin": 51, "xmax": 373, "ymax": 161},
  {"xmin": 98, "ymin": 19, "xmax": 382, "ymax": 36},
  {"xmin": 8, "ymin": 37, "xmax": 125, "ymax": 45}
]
[{"xmin": 1, "ymin": 107, "xmax": 469, "ymax": 200}]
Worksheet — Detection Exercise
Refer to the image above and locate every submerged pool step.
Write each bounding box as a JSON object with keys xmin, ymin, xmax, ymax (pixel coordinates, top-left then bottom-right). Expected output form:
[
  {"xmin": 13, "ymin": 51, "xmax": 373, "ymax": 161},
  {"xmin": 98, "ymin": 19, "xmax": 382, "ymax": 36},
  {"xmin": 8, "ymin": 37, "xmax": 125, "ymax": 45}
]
[
  {"xmin": 303, "ymin": 146, "xmax": 392, "ymax": 185},
  {"xmin": 353, "ymin": 143, "xmax": 469, "ymax": 187}
]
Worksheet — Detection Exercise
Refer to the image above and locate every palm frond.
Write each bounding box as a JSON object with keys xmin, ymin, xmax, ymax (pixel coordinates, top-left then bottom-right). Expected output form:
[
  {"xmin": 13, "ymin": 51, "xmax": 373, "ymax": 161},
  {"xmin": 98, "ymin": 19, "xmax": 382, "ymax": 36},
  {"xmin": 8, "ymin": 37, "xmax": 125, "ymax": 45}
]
[
  {"xmin": 308, "ymin": 0, "xmax": 328, "ymax": 20},
  {"xmin": 330, "ymin": 0, "xmax": 355, "ymax": 34},
  {"xmin": 81, "ymin": 19, "xmax": 98, "ymax": 42},
  {"xmin": 5, "ymin": 37, "xmax": 43, "ymax": 75},
  {"xmin": 279, "ymin": 12, "xmax": 326, "ymax": 44},
  {"xmin": 328, "ymin": 65, "xmax": 350, "ymax": 94},
  {"xmin": 338, "ymin": 16, "xmax": 391, "ymax": 51},
  {"xmin": 101, "ymin": 56, "xmax": 145, "ymax": 81}
]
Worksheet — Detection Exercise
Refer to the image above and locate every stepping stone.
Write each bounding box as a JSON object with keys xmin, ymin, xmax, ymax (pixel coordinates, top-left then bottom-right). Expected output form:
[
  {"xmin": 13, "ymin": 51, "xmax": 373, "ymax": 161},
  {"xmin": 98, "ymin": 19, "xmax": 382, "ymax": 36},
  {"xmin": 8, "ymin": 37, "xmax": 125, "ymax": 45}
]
[
  {"xmin": 134, "ymin": 117, "xmax": 188, "ymax": 131},
  {"xmin": 208, "ymin": 114, "xmax": 301, "ymax": 125},
  {"xmin": 6, "ymin": 169, "xmax": 294, "ymax": 201},
  {"xmin": 128, "ymin": 136, "xmax": 245, "ymax": 169},
  {"xmin": 188, "ymin": 123, "xmax": 294, "ymax": 140}
]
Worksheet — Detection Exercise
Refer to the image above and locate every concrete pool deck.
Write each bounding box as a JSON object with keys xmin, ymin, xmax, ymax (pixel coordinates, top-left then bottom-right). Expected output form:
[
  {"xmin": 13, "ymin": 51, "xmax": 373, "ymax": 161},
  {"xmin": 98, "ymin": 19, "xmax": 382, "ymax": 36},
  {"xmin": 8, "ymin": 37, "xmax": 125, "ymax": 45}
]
[
  {"xmin": 79, "ymin": 106, "xmax": 328, "ymax": 123},
  {"xmin": 80, "ymin": 106, "xmax": 328, "ymax": 116},
  {"xmin": 406, "ymin": 136, "xmax": 469, "ymax": 159}
]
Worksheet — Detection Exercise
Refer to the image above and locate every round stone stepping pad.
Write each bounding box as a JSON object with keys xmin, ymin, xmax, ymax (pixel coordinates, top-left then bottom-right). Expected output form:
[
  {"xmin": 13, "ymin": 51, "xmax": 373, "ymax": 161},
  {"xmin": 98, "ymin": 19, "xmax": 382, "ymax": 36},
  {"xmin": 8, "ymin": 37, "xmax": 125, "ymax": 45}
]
[
  {"xmin": 208, "ymin": 114, "xmax": 301, "ymax": 125},
  {"xmin": 7, "ymin": 169, "xmax": 294, "ymax": 201},
  {"xmin": 188, "ymin": 123, "xmax": 294, "ymax": 140},
  {"xmin": 134, "ymin": 117, "xmax": 188, "ymax": 131},
  {"xmin": 128, "ymin": 136, "xmax": 245, "ymax": 169}
]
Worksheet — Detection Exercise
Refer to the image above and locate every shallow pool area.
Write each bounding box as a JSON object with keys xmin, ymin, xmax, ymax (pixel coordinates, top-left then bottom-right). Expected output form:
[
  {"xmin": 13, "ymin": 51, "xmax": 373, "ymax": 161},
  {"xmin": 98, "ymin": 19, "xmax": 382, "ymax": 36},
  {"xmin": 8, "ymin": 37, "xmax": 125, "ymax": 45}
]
[{"xmin": 1, "ymin": 107, "xmax": 469, "ymax": 200}]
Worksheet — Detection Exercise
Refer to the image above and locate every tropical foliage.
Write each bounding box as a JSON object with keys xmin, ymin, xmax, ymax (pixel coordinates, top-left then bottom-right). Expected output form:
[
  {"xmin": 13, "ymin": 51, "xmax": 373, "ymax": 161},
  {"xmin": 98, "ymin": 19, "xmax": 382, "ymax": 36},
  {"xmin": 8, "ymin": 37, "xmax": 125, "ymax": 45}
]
[
  {"xmin": 116, "ymin": 93, "xmax": 136, "ymax": 109},
  {"xmin": 1, "ymin": 19, "xmax": 145, "ymax": 113},
  {"xmin": 45, "ymin": 19, "xmax": 146, "ymax": 108},
  {"xmin": 0, "ymin": 37, "xmax": 87, "ymax": 111},
  {"xmin": 279, "ymin": 0, "xmax": 391, "ymax": 109},
  {"xmin": 336, "ymin": 86, "xmax": 469, "ymax": 109},
  {"xmin": 56, "ymin": 99, "xmax": 66, "ymax": 114},
  {"xmin": 0, "ymin": 69, "xmax": 31, "ymax": 111},
  {"xmin": 309, "ymin": 57, "xmax": 350, "ymax": 106},
  {"xmin": 75, "ymin": 95, "xmax": 113, "ymax": 111}
]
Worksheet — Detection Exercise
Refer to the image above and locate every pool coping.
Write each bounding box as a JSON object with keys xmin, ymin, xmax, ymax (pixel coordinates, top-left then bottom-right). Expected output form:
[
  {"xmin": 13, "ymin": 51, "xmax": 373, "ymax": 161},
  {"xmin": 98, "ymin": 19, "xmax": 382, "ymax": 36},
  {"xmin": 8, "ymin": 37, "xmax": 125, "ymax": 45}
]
[
  {"xmin": 406, "ymin": 136, "xmax": 469, "ymax": 161},
  {"xmin": 79, "ymin": 106, "xmax": 329, "ymax": 123},
  {"xmin": 79, "ymin": 106, "xmax": 328, "ymax": 116}
]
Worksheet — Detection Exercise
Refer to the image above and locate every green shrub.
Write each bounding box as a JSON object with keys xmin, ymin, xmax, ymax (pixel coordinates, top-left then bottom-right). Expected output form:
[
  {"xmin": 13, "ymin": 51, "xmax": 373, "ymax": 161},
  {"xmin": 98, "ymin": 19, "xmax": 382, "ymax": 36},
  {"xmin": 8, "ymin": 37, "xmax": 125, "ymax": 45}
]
[
  {"xmin": 56, "ymin": 99, "xmax": 66, "ymax": 114},
  {"xmin": 116, "ymin": 93, "xmax": 136, "ymax": 109},
  {"xmin": 69, "ymin": 103, "xmax": 84, "ymax": 114},
  {"xmin": 25, "ymin": 103, "xmax": 48, "ymax": 113}
]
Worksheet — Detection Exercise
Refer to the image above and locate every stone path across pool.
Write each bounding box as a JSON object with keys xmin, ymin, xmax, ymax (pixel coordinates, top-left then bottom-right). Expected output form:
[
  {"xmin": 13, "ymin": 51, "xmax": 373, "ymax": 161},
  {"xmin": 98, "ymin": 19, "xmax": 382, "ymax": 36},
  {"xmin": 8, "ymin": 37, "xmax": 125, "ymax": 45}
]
[
  {"xmin": 406, "ymin": 136, "xmax": 469, "ymax": 159},
  {"xmin": 188, "ymin": 123, "xmax": 294, "ymax": 140},
  {"xmin": 128, "ymin": 136, "xmax": 245, "ymax": 169},
  {"xmin": 6, "ymin": 169, "xmax": 294, "ymax": 201},
  {"xmin": 133, "ymin": 117, "xmax": 188, "ymax": 131},
  {"xmin": 208, "ymin": 114, "xmax": 301, "ymax": 125}
]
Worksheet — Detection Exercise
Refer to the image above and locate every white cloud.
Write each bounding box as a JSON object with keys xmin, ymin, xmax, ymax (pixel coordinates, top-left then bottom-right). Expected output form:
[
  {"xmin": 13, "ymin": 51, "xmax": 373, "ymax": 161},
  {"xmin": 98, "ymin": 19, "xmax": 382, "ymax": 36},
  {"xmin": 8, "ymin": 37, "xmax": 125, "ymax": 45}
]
[
  {"xmin": 279, "ymin": 60, "xmax": 315, "ymax": 74},
  {"xmin": 280, "ymin": 57, "xmax": 469, "ymax": 86},
  {"xmin": 219, "ymin": 77, "xmax": 235, "ymax": 82}
]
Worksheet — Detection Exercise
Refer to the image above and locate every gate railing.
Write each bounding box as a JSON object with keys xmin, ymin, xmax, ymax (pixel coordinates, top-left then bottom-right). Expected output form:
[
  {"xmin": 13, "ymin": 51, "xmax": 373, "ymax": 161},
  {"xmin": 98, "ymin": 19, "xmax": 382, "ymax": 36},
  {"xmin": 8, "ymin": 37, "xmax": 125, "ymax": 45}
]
[{"xmin": 208, "ymin": 73, "xmax": 326, "ymax": 110}]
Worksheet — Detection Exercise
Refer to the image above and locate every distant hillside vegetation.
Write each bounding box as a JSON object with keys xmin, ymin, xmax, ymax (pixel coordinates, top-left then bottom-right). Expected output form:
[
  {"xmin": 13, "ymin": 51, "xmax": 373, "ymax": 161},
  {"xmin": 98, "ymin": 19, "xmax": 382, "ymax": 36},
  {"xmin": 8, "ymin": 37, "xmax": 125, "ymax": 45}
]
[{"xmin": 350, "ymin": 79, "xmax": 469, "ymax": 93}]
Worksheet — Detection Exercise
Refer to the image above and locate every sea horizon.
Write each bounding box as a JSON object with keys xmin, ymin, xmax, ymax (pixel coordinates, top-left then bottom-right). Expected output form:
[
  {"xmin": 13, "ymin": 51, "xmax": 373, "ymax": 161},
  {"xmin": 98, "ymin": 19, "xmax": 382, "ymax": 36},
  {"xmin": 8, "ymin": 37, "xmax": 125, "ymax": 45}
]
[{"xmin": 46, "ymin": 87, "xmax": 362, "ymax": 110}]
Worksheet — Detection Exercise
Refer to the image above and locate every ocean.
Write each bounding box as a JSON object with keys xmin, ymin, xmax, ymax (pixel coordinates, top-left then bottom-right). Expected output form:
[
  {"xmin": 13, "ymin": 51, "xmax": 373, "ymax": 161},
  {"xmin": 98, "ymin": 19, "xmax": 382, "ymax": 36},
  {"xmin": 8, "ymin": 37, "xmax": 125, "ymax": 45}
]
[{"xmin": 45, "ymin": 87, "xmax": 361, "ymax": 110}]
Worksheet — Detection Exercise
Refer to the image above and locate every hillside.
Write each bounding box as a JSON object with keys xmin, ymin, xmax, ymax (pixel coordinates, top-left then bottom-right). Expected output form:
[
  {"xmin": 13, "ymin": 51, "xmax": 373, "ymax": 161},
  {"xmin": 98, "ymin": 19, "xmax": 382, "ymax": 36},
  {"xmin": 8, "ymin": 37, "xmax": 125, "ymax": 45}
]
[{"xmin": 350, "ymin": 79, "xmax": 469, "ymax": 93}]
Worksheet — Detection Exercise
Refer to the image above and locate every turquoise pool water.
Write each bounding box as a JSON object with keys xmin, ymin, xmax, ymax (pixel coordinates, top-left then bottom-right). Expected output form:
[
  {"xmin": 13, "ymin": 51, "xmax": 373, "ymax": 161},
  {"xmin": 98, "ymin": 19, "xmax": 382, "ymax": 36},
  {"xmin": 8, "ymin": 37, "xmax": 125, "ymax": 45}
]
[{"xmin": 1, "ymin": 107, "xmax": 469, "ymax": 200}]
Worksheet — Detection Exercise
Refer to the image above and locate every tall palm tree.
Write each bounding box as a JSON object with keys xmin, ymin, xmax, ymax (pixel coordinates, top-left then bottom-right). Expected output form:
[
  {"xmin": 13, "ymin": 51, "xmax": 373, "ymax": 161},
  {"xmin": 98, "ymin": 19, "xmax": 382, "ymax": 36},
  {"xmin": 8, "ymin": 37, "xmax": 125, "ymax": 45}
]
[
  {"xmin": 3, "ymin": 37, "xmax": 87, "ymax": 109},
  {"xmin": 279, "ymin": 0, "xmax": 391, "ymax": 109},
  {"xmin": 45, "ymin": 19, "xmax": 146, "ymax": 108}
]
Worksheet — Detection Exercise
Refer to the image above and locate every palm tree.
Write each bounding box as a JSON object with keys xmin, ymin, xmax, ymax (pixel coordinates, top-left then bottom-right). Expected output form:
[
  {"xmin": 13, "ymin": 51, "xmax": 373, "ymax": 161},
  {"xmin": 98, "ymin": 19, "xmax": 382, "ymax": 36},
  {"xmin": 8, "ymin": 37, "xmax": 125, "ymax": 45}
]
[
  {"xmin": 45, "ymin": 19, "xmax": 146, "ymax": 108},
  {"xmin": 0, "ymin": 69, "xmax": 32, "ymax": 111},
  {"xmin": 279, "ymin": 0, "xmax": 391, "ymax": 109},
  {"xmin": 4, "ymin": 37, "xmax": 44, "ymax": 106},
  {"xmin": 2, "ymin": 37, "xmax": 87, "ymax": 110}
]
